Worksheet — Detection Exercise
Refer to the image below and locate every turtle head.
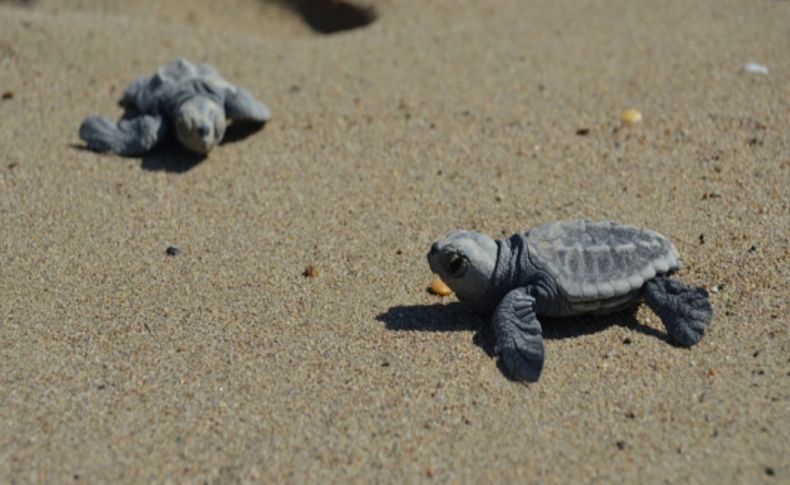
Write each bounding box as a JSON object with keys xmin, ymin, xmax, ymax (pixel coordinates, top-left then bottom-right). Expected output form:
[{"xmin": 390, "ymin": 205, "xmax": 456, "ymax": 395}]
[
  {"xmin": 174, "ymin": 96, "xmax": 227, "ymax": 155},
  {"xmin": 427, "ymin": 230, "xmax": 498, "ymax": 310}
]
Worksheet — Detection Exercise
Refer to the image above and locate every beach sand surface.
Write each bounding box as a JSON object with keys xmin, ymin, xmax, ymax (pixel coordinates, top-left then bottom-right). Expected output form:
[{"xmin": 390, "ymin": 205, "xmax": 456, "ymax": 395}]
[{"xmin": 1, "ymin": 0, "xmax": 788, "ymax": 482}]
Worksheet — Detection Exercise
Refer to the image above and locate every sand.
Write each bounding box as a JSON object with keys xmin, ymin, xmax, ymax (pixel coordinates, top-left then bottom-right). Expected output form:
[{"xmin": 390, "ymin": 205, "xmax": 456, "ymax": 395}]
[{"xmin": 1, "ymin": 0, "xmax": 788, "ymax": 482}]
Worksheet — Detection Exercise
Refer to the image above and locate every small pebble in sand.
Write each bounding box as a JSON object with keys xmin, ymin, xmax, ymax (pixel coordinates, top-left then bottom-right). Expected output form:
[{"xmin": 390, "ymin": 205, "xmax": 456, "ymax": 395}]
[
  {"xmin": 429, "ymin": 275, "xmax": 453, "ymax": 296},
  {"xmin": 165, "ymin": 246, "xmax": 180, "ymax": 256},
  {"xmin": 575, "ymin": 128, "xmax": 590, "ymax": 136},
  {"xmin": 303, "ymin": 264, "xmax": 320, "ymax": 278},
  {"xmin": 1, "ymin": 91, "xmax": 13, "ymax": 100},
  {"xmin": 744, "ymin": 62, "xmax": 769, "ymax": 75},
  {"xmin": 621, "ymin": 109, "xmax": 642, "ymax": 125}
]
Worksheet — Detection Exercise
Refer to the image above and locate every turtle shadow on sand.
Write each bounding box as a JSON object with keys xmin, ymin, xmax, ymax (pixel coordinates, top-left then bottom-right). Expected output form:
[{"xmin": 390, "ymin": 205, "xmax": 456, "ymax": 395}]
[
  {"xmin": 139, "ymin": 121, "xmax": 266, "ymax": 173},
  {"xmin": 376, "ymin": 302, "xmax": 671, "ymax": 364},
  {"xmin": 72, "ymin": 119, "xmax": 267, "ymax": 173}
]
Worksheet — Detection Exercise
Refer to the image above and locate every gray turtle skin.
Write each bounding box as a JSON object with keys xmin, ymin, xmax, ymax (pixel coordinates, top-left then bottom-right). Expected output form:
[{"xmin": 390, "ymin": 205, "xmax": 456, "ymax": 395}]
[
  {"xmin": 427, "ymin": 220, "xmax": 713, "ymax": 382},
  {"xmin": 79, "ymin": 59, "xmax": 271, "ymax": 156}
]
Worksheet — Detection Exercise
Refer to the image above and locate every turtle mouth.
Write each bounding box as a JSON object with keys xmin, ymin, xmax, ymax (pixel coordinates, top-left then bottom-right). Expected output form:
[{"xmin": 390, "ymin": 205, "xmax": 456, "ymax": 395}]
[
  {"xmin": 426, "ymin": 242, "xmax": 442, "ymax": 273},
  {"xmin": 177, "ymin": 130, "xmax": 215, "ymax": 155},
  {"xmin": 427, "ymin": 255, "xmax": 442, "ymax": 278},
  {"xmin": 190, "ymin": 140, "xmax": 213, "ymax": 154}
]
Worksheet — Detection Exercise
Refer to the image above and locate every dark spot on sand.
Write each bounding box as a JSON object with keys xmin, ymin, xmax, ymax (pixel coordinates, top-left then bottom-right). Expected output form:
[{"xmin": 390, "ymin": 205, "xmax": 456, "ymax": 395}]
[
  {"xmin": 303, "ymin": 264, "xmax": 319, "ymax": 277},
  {"xmin": 2, "ymin": 91, "xmax": 13, "ymax": 100},
  {"xmin": 698, "ymin": 234, "xmax": 705, "ymax": 244},
  {"xmin": 575, "ymin": 128, "xmax": 590, "ymax": 136},
  {"xmin": 765, "ymin": 467, "xmax": 775, "ymax": 477},
  {"xmin": 166, "ymin": 246, "xmax": 180, "ymax": 256},
  {"xmin": 748, "ymin": 245, "xmax": 757, "ymax": 252},
  {"xmin": 616, "ymin": 440, "xmax": 626, "ymax": 450},
  {"xmin": 8, "ymin": 162, "xmax": 17, "ymax": 169},
  {"xmin": 381, "ymin": 361, "xmax": 390, "ymax": 367},
  {"xmin": 622, "ymin": 337, "xmax": 632, "ymax": 345}
]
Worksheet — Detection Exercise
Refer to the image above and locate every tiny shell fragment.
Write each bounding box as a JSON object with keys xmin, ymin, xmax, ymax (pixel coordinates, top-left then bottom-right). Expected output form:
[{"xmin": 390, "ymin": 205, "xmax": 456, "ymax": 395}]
[
  {"xmin": 744, "ymin": 62, "xmax": 769, "ymax": 75},
  {"xmin": 621, "ymin": 109, "xmax": 642, "ymax": 124},
  {"xmin": 429, "ymin": 275, "xmax": 452, "ymax": 296}
]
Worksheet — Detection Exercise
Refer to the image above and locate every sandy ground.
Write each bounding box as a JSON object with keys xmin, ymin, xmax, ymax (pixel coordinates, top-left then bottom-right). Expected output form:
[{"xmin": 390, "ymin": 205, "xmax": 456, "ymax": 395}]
[{"xmin": 1, "ymin": 0, "xmax": 788, "ymax": 482}]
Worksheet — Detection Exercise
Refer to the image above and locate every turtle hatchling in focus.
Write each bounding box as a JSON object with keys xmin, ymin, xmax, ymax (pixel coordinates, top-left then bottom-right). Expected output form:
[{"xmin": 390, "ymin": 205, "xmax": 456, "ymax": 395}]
[{"xmin": 427, "ymin": 220, "xmax": 713, "ymax": 382}]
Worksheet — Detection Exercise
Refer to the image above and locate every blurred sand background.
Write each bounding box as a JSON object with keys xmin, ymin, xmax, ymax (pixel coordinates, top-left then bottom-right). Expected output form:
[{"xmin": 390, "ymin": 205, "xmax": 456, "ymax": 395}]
[{"xmin": 1, "ymin": 0, "xmax": 788, "ymax": 482}]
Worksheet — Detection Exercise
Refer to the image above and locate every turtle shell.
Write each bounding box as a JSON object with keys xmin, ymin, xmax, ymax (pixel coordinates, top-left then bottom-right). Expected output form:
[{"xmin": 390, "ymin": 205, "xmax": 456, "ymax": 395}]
[
  {"xmin": 123, "ymin": 59, "xmax": 231, "ymax": 113},
  {"xmin": 525, "ymin": 220, "xmax": 681, "ymax": 306}
]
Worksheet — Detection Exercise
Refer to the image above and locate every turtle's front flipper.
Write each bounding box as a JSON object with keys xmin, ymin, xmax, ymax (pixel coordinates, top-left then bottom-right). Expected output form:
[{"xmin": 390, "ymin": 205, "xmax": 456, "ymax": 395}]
[
  {"xmin": 79, "ymin": 114, "xmax": 167, "ymax": 156},
  {"xmin": 224, "ymin": 87, "xmax": 271, "ymax": 123},
  {"xmin": 493, "ymin": 287, "xmax": 545, "ymax": 382},
  {"xmin": 643, "ymin": 276, "xmax": 712, "ymax": 347}
]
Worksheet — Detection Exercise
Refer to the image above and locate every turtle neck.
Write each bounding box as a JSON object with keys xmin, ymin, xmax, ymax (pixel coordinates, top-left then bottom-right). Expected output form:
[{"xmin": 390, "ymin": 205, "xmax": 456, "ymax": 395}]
[
  {"xmin": 164, "ymin": 79, "xmax": 224, "ymax": 115},
  {"xmin": 473, "ymin": 233, "xmax": 527, "ymax": 314}
]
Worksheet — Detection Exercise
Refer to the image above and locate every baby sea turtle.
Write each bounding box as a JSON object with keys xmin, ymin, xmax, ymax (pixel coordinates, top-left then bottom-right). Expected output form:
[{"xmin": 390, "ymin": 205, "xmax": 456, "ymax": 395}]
[
  {"xmin": 79, "ymin": 59, "xmax": 271, "ymax": 156},
  {"xmin": 427, "ymin": 220, "xmax": 713, "ymax": 382}
]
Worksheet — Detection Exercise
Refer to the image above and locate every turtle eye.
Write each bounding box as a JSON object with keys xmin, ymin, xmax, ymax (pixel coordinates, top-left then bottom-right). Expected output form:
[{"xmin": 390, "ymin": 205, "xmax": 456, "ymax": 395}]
[{"xmin": 447, "ymin": 254, "xmax": 466, "ymax": 276}]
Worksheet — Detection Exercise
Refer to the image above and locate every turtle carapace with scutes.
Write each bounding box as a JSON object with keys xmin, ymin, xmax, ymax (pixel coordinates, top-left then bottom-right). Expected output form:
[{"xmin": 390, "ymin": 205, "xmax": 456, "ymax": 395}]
[
  {"xmin": 427, "ymin": 220, "xmax": 713, "ymax": 382},
  {"xmin": 79, "ymin": 59, "xmax": 271, "ymax": 156}
]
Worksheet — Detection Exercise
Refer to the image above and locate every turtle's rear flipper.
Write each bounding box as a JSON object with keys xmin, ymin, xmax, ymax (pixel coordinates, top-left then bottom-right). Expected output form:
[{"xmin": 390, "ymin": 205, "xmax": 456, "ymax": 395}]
[
  {"xmin": 120, "ymin": 74, "xmax": 153, "ymax": 107},
  {"xmin": 79, "ymin": 114, "xmax": 166, "ymax": 156},
  {"xmin": 644, "ymin": 277, "xmax": 712, "ymax": 347}
]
